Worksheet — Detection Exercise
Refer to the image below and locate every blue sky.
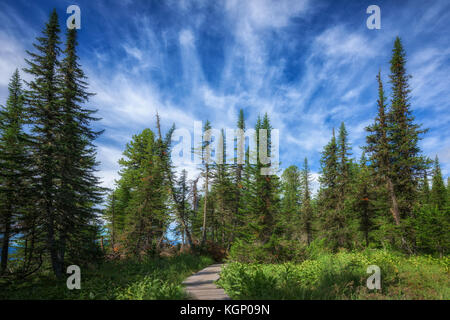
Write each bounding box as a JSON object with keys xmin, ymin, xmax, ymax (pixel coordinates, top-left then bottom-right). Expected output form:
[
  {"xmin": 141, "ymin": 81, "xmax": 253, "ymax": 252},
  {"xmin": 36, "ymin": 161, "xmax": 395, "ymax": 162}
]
[{"xmin": 0, "ymin": 0, "xmax": 449, "ymax": 191}]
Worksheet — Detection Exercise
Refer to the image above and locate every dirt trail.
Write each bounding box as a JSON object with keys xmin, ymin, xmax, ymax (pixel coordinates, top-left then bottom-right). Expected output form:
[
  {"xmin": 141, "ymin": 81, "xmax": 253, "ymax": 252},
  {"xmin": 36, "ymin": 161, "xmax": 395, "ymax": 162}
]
[{"xmin": 182, "ymin": 263, "xmax": 230, "ymax": 300}]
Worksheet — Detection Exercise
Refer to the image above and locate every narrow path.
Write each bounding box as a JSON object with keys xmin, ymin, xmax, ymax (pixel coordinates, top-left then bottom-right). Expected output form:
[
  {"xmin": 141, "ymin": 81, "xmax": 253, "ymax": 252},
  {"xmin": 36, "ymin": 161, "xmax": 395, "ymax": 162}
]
[{"xmin": 182, "ymin": 263, "xmax": 230, "ymax": 300}]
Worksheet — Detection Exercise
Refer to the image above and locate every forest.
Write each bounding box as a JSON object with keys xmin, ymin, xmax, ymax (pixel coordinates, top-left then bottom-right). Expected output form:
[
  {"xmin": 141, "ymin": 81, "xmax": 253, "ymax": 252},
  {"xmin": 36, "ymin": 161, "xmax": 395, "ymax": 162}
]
[{"xmin": 0, "ymin": 9, "xmax": 448, "ymax": 300}]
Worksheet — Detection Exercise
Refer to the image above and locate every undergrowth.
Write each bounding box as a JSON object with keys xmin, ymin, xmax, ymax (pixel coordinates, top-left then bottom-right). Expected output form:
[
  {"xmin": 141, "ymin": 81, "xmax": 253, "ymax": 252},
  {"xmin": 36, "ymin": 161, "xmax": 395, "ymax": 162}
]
[{"xmin": 0, "ymin": 254, "xmax": 213, "ymax": 300}]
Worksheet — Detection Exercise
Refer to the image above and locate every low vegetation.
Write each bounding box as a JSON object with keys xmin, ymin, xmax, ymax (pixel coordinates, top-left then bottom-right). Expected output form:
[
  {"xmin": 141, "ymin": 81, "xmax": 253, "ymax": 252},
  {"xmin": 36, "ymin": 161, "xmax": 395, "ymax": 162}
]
[
  {"xmin": 217, "ymin": 249, "xmax": 450, "ymax": 300},
  {"xmin": 0, "ymin": 254, "xmax": 213, "ymax": 300}
]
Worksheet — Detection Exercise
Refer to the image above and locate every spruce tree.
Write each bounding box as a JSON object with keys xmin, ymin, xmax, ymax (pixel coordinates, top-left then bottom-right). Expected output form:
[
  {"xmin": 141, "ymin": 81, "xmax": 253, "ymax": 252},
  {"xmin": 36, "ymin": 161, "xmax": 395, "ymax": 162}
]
[
  {"xmin": 280, "ymin": 165, "xmax": 301, "ymax": 240},
  {"xmin": 447, "ymin": 177, "xmax": 450, "ymax": 205},
  {"xmin": 419, "ymin": 170, "xmax": 431, "ymax": 205},
  {"xmin": 430, "ymin": 156, "xmax": 446, "ymax": 211},
  {"xmin": 387, "ymin": 37, "xmax": 428, "ymax": 252},
  {"xmin": 23, "ymin": 9, "xmax": 64, "ymax": 277},
  {"xmin": 254, "ymin": 114, "xmax": 280, "ymax": 244},
  {"xmin": 174, "ymin": 169, "xmax": 192, "ymax": 246},
  {"xmin": 200, "ymin": 120, "xmax": 212, "ymax": 245},
  {"xmin": 116, "ymin": 129, "xmax": 169, "ymax": 255},
  {"xmin": 232, "ymin": 109, "xmax": 246, "ymax": 243},
  {"xmin": 336, "ymin": 122, "xmax": 353, "ymax": 244},
  {"xmin": 0, "ymin": 70, "xmax": 33, "ymax": 273},
  {"xmin": 300, "ymin": 158, "xmax": 313, "ymax": 245},
  {"xmin": 58, "ymin": 27, "xmax": 104, "ymax": 266},
  {"xmin": 354, "ymin": 153, "xmax": 375, "ymax": 247},
  {"xmin": 337, "ymin": 122, "xmax": 352, "ymax": 195},
  {"xmin": 319, "ymin": 129, "xmax": 348, "ymax": 250},
  {"xmin": 237, "ymin": 145, "xmax": 257, "ymax": 241},
  {"xmin": 365, "ymin": 71, "xmax": 399, "ymax": 246},
  {"xmin": 365, "ymin": 72, "xmax": 390, "ymax": 183},
  {"xmin": 212, "ymin": 129, "xmax": 235, "ymax": 246}
]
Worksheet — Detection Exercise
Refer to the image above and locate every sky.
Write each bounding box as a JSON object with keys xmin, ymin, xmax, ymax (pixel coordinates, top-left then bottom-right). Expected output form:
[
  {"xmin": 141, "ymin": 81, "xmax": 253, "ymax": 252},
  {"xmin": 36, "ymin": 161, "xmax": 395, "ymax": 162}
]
[{"xmin": 0, "ymin": 0, "xmax": 449, "ymax": 193}]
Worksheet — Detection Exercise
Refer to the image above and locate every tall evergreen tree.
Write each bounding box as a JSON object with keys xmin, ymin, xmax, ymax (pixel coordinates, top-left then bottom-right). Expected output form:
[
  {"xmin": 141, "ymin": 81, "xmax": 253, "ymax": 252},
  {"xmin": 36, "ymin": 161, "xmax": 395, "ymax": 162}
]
[
  {"xmin": 0, "ymin": 70, "xmax": 33, "ymax": 273},
  {"xmin": 114, "ymin": 129, "xmax": 169, "ymax": 256},
  {"xmin": 365, "ymin": 72, "xmax": 390, "ymax": 181},
  {"xmin": 57, "ymin": 27, "xmax": 104, "ymax": 267},
  {"xmin": 153, "ymin": 114, "xmax": 194, "ymax": 247},
  {"xmin": 319, "ymin": 129, "xmax": 349, "ymax": 250},
  {"xmin": 237, "ymin": 145, "xmax": 257, "ymax": 241},
  {"xmin": 23, "ymin": 9, "xmax": 64, "ymax": 277},
  {"xmin": 201, "ymin": 120, "xmax": 212, "ymax": 245},
  {"xmin": 254, "ymin": 114, "xmax": 280, "ymax": 244},
  {"xmin": 447, "ymin": 177, "xmax": 450, "ymax": 205},
  {"xmin": 300, "ymin": 158, "xmax": 313, "ymax": 245},
  {"xmin": 280, "ymin": 165, "xmax": 301, "ymax": 240},
  {"xmin": 387, "ymin": 37, "xmax": 427, "ymax": 252},
  {"xmin": 365, "ymin": 71, "xmax": 399, "ymax": 246},
  {"xmin": 209, "ymin": 129, "xmax": 234, "ymax": 246},
  {"xmin": 23, "ymin": 11, "xmax": 104, "ymax": 276},
  {"xmin": 336, "ymin": 122, "xmax": 353, "ymax": 243},
  {"xmin": 174, "ymin": 169, "xmax": 192, "ymax": 246},
  {"xmin": 419, "ymin": 170, "xmax": 431, "ymax": 205},
  {"xmin": 354, "ymin": 153, "xmax": 376, "ymax": 247},
  {"xmin": 232, "ymin": 109, "xmax": 246, "ymax": 243},
  {"xmin": 337, "ymin": 122, "xmax": 352, "ymax": 196}
]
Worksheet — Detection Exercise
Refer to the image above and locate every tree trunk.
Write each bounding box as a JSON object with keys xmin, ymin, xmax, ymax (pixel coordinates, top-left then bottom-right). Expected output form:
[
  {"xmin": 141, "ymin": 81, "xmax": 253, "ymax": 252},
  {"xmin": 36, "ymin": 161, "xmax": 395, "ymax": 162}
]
[
  {"xmin": 386, "ymin": 177, "xmax": 413, "ymax": 254},
  {"xmin": 45, "ymin": 195, "xmax": 63, "ymax": 278},
  {"xmin": 386, "ymin": 178, "xmax": 400, "ymax": 225},
  {"xmin": 1, "ymin": 211, "xmax": 12, "ymax": 274},
  {"xmin": 202, "ymin": 165, "xmax": 209, "ymax": 245}
]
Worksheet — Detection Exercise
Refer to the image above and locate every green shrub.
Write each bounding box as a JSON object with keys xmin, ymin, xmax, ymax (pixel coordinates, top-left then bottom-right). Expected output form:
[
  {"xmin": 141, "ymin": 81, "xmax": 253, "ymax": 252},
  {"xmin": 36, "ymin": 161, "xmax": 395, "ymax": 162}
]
[
  {"xmin": 228, "ymin": 238, "xmax": 308, "ymax": 264},
  {"xmin": 218, "ymin": 250, "xmax": 449, "ymax": 300},
  {"xmin": 228, "ymin": 239, "xmax": 272, "ymax": 263},
  {"xmin": 0, "ymin": 253, "xmax": 213, "ymax": 300}
]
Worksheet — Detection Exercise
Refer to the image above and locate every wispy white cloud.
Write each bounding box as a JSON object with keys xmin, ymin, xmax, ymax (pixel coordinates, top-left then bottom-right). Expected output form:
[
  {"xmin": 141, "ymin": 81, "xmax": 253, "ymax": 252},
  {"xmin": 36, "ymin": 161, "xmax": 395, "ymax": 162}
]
[{"xmin": 0, "ymin": 0, "xmax": 449, "ymax": 189}]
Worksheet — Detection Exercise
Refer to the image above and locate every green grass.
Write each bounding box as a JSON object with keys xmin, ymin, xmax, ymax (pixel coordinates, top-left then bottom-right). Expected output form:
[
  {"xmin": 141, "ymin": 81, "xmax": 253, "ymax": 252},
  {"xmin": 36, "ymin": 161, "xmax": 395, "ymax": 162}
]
[
  {"xmin": 217, "ymin": 250, "xmax": 450, "ymax": 300},
  {"xmin": 0, "ymin": 254, "xmax": 213, "ymax": 300}
]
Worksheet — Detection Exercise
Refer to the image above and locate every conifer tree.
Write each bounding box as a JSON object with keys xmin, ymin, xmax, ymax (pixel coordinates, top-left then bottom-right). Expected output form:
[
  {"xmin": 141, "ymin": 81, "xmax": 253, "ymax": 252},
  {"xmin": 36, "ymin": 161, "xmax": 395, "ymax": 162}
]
[
  {"xmin": 300, "ymin": 158, "xmax": 313, "ymax": 245},
  {"xmin": 23, "ymin": 9, "xmax": 64, "ymax": 277},
  {"xmin": 211, "ymin": 130, "xmax": 235, "ymax": 247},
  {"xmin": 237, "ymin": 145, "xmax": 257, "ymax": 241},
  {"xmin": 419, "ymin": 170, "xmax": 431, "ymax": 205},
  {"xmin": 365, "ymin": 71, "xmax": 399, "ymax": 246},
  {"xmin": 354, "ymin": 153, "xmax": 376, "ymax": 247},
  {"xmin": 319, "ymin": 129, "xmax": 348, "ymax": 250},
  {"xmin": 447, "ymin": 177, "xmax": 450, "ymax": 204},
  {"xmin": 0, "ymin": 70, "xmax": 33, "ymax": 273},
  {"xmin": 254, "ymin": 114, "xmax": 280, "ymax": 244},
  {"xmin": 337, "ymin": 122, "xmax": 352, "ymax": 196},
  {"xmin": 154, "ymin": 114, "xmax": 194, "ymax": 246},
  {"xmin": 232, "ymin": 109, "xmax": 246, "ymax": 243},
  {"xmin": 174, "ymin": 169, "xmax": 192, "ymax": 246},
  {"xmin": 58, "ymin": 27, "xmax": 104, "ymax": 266},
  {"xmin": 415, "ymin": 204, "xmax": 449, "ymax": 257},
  {"xmin": 116, "ymin": 129, "xmax": 169, "ymax": 256},
  {"xmin": 201, "ymin": 120, "xmax": 212, "ymax": 245},
  {"xmin": 280, "ymin": 165, "xmax": 301, "ymax": 240},
  {"xmin": 387, "ymin": 37, "xmax": 427, "ymax": 252},
  {"xmin": 365, "ymin": 72, "xmax": 390, "ymax": 181},
  {"xmin": 336, "ymin": 122, "xmax": 353, "ymax": 243},
  {"xmin": 430, "ymin": 156, "xmax": 447, "ymax": 211}
]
